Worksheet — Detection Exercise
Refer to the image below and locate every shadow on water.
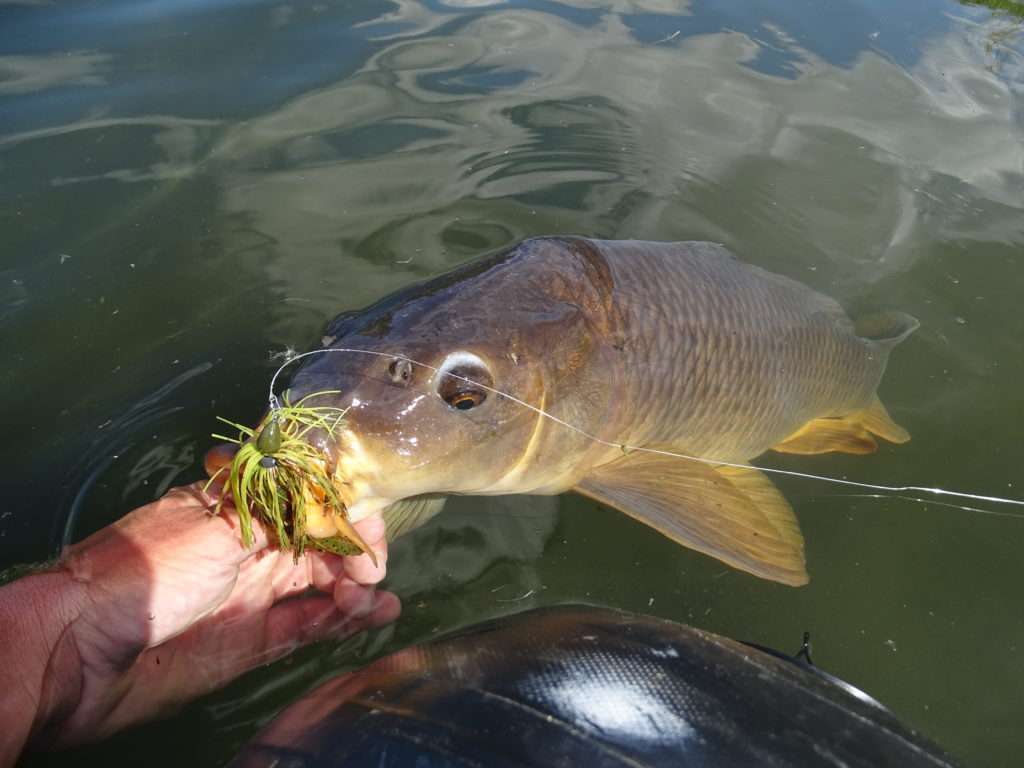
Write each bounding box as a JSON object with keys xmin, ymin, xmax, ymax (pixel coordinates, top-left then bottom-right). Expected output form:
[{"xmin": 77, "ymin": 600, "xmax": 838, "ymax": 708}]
[{"xmin": 3, "ymin": 0, "xmax": 1023, "ymax": 765}]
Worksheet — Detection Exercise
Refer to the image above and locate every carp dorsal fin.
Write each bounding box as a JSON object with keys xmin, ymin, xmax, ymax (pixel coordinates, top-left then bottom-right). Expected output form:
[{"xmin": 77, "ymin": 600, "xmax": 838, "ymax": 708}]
[
  {"xmin": 773, "ymin": 395, "xmax": 909, "ymax": 455},
  {"xmin": 382, "ymin": 494, "xmax": 448, "ymax": 541},
  {"xmin": 574, "ymin": 453, "xmax": 808, "ymax": 586}
]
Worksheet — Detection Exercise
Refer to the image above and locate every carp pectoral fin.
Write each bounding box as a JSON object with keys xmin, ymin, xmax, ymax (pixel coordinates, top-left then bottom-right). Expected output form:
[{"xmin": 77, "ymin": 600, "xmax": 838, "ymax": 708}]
[
  {"xmin": 773, "ymin": 396, "xmax": 909, "ymax": 455},
  {"xmin": 382, "ymin": 495, "xmax": 448, "ymax": 541},
  {"xmin": 574, "ymin": 454, "xmax": 808, "ymax": 586}
]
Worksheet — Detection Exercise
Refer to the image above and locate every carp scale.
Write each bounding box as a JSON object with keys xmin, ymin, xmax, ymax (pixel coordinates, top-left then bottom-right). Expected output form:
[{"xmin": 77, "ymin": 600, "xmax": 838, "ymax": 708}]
[{"xmin": 208, "ymin": 390, "xmax": 373, "ymax": 561}]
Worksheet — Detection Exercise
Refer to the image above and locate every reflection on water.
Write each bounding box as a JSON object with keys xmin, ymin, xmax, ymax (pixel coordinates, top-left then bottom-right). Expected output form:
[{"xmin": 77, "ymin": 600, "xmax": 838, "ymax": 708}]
[{"xmin": 2, "ymin": 0, "xmax": 1023, "ymax": 765}]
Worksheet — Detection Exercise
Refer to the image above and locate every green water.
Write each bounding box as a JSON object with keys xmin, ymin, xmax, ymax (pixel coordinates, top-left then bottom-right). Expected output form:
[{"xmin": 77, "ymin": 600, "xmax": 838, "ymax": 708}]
[{"xmin": 3, "ymin": 0, "xmax": 1023, "ymax": 764}]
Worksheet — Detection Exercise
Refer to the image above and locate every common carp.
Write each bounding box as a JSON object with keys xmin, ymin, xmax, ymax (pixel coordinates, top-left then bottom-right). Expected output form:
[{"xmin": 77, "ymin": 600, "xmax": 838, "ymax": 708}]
[{"xmin": 278, "ymin": 238, "xmax": 918, "ymax": 586}]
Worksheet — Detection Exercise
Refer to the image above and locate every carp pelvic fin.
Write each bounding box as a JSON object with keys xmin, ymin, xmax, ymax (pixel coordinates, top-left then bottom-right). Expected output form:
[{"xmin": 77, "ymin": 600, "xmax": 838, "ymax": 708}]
[
  {"xmin": 772, "ymin": 395, "xmax": 909, "ymax": 455},
  {"xmin": 574, "ymin": 453, "xmax": 808, "ymax": 586},
  {"xmin": 382, "ymin": 495, "xmax": 448, "ymax": 541}
]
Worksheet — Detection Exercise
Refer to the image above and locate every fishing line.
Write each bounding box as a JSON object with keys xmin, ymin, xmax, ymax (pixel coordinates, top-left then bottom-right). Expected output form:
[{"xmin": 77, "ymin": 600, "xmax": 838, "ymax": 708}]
[
  {"xmin": 268, "ymin": 348, "xmax": 1024, "ymax": 514},
  {"xmin": 798, "ymin": 493, "xmax": 1024, "ymax": 519}
]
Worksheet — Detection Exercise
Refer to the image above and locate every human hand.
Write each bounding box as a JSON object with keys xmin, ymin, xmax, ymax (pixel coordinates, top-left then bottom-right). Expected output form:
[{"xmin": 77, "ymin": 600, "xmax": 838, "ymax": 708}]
[{"xmin": 23, "ymin": 482, "xmax": 400, "ymax": 748}]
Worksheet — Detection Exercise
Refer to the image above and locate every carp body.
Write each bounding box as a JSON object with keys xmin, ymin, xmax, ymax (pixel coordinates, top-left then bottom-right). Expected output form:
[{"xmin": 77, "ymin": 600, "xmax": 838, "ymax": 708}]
[{"xmin": 281, "ymin": 238, "xmax": 917, "ymax": 586}]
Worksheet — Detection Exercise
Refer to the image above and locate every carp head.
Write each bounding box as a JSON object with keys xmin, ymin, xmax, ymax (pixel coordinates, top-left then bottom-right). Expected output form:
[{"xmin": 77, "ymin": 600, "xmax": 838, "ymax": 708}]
[
  {"xmin": 284, "ymin": 244, "xmax": 610, "ymax": 526},
  {"xmin": 207, "ymin": 239, "xmax": 618, "ymax": 545},
  {"xmin": 289, "ymin": 337, "xmax": 548, "ymax": 523}
]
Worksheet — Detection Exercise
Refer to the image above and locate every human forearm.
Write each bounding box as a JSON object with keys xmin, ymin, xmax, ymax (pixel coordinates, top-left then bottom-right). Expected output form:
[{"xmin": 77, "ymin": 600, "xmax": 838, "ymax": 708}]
[
  {"xmin": 0, "ymin": 570, "xmax": 85, "ymax": 767},
  {"xmin": 0, "ymin": 485, "xmax": 396, "ymax": 766}
]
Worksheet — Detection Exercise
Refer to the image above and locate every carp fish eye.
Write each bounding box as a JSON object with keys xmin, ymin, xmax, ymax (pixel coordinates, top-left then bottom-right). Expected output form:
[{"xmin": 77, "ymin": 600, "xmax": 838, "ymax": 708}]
[{"xmin": 435, "ymin": 351, "xmax": 493, "ymax": 412}]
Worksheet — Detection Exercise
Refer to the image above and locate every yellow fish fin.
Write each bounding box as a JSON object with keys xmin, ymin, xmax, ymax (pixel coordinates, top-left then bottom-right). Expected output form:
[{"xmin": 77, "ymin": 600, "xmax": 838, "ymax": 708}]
[
  {"xmin": 715, "ymin": 465, "xmax": 803, "ymax": 549},
  {"xmin": 860, "ymin": 395, "xmax": 910, "ymax": 444},
  {"xmin": 382, "ymin": 495, "xmax": 447, "ymax": 541},
  {"xmin": 574, "ymin": 453, "xmax": 807, "ymax": 586},
  {"xmin": 773, "ymin": 395, "xmax": 909, "ymax": 455},
  {"xmin": 772, "ymin": 417, "xmax": 877, "ymax": 455}
]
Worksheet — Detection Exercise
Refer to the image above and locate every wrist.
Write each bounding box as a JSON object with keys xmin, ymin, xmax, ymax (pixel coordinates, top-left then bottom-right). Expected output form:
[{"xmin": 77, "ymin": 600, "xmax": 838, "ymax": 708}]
[{"xmin": 0, "ymin": 569, "xmax": 85, "ymax": 758}]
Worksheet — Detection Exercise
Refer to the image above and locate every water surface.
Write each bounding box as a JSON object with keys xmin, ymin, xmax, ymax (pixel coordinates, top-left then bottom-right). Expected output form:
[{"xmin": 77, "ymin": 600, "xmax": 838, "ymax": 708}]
[{"xmin": 2, "ymin": 0, "xmax": 1023, "ymax": 765}]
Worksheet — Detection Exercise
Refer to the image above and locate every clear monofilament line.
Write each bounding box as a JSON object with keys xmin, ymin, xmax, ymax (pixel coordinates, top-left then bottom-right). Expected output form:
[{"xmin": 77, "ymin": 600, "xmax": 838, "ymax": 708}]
[
  {"xmin": 268, "ymin": 348, "xmax": 1024, "ymax": 513},
  {"xmin": 802, "ymin": 493, "xmax": 1024, "ymax": 519}
]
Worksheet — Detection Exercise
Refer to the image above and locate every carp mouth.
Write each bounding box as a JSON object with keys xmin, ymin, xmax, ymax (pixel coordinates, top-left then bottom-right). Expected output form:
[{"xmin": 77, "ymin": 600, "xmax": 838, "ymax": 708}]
[{"xmin": 204, "ymin": 403, "xmax": 377, "ymax": 564}]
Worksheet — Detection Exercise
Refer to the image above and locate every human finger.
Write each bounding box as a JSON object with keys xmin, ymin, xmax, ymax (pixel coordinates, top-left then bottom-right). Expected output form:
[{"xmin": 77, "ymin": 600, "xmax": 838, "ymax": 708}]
[
  {"xmin": 94, "ymin": 589, "xmax": 400, "ymax": 742},
  {"xmin": 342, "ymin": 514, "xmax": 388, "ymax": 585}
]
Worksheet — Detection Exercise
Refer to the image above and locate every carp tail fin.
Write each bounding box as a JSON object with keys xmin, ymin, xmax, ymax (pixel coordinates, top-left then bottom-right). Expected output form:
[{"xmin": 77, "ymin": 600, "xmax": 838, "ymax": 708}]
[{"xmin": 855, "ymin": 311, "xmax": 919, "ymax": 350}]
